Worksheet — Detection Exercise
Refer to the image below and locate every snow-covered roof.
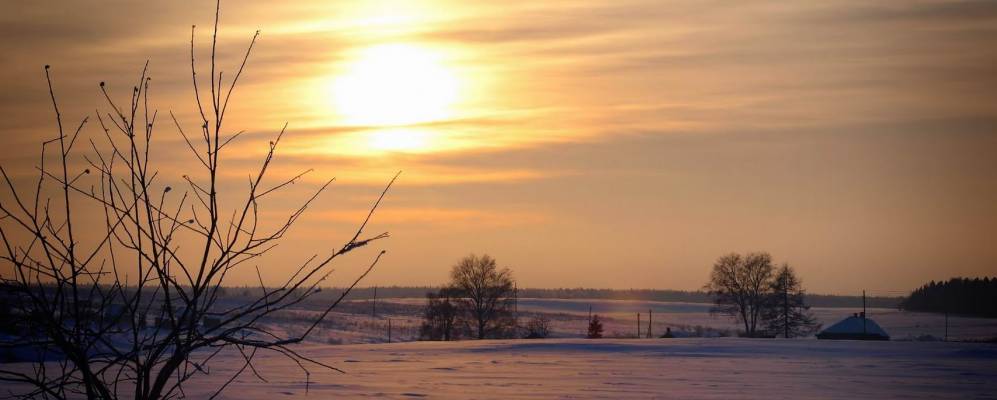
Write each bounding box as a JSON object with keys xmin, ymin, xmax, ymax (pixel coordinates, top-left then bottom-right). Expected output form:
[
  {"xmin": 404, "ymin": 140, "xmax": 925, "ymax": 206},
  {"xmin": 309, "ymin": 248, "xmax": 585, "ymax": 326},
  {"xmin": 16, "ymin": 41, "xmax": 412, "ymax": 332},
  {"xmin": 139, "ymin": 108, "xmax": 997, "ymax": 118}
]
[{"xmin": 819, "ymin": 315, "xmax": 889, "ymax": 337}]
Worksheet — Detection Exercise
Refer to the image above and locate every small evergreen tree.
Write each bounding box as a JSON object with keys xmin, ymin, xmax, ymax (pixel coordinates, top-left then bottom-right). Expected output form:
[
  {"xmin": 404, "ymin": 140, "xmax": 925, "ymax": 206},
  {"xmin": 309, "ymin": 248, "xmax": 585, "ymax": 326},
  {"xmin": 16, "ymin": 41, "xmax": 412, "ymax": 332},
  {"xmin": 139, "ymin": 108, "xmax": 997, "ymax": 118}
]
[{"xmin": 587, "ymin": 314, "xmax": 604, "ymax": 339}]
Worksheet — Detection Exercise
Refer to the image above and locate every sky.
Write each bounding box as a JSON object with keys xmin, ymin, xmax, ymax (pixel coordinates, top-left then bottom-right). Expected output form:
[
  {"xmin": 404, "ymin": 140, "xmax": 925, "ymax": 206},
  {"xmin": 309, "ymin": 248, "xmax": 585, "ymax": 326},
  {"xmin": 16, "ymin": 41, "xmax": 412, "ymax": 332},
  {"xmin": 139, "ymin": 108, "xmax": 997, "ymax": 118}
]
[{"xmin": 1, "ymin": 0, "xmax": 995, "ymax": 294}]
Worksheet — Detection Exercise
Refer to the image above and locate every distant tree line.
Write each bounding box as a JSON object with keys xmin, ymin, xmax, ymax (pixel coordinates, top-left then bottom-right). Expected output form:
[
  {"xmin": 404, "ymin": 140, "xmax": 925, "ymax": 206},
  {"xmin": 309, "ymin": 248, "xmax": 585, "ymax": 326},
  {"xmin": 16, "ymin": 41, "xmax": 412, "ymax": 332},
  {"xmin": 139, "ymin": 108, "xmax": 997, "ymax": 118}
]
[
  {"xmin": 900, "ymin": 277, "xmax": 997, "ymax": 318},
  {"xmin": 293, "ymin": 286, "xmax": 900, "ymax": 308}
]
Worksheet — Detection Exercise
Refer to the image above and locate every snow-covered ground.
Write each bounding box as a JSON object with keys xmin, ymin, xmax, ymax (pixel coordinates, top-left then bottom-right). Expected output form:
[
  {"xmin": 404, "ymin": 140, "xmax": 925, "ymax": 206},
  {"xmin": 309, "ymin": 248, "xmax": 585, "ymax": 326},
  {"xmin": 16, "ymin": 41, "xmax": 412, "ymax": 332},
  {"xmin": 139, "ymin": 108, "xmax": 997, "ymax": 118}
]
[
  {"xmin": 3, "ymin": 297, "xmax": 996, "ymax": 398},
  {"xmin": 175, "ymin": 338, "xmax": 997, "ymax": 399}
]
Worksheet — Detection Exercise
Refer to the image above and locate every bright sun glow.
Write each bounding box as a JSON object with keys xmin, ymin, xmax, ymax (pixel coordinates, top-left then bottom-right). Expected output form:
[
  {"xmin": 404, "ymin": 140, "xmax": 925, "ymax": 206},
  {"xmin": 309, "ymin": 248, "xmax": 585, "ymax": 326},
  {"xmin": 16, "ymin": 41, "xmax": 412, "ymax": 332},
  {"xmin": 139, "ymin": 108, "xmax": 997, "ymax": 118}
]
[{"xmin": 332, "ymin": 44, "xmax": 460, "ymax": 128}]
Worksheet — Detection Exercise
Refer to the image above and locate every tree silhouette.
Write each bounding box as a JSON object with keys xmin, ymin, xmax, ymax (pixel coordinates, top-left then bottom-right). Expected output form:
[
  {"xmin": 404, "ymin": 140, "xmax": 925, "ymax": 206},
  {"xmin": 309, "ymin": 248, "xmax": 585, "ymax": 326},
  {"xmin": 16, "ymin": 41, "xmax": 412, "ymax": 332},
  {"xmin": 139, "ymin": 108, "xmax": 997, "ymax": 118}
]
[
  {"xmin": 448, "ymin": 254, "xmax": 516, "ymax": 339},
  {"xmin": 419, "ymin": 286, "xmax": 462, "ymax": 341},
  {"xmin": 705, "ymin": 252, "xmax": 775, "ymax": 337},
  {"xmin": 0, "ymin": 2, "xmax": 395, "ymax": 398},
  {"xmin": 762, "ymin": 264, "xmax": 820, "ymax": 338}
]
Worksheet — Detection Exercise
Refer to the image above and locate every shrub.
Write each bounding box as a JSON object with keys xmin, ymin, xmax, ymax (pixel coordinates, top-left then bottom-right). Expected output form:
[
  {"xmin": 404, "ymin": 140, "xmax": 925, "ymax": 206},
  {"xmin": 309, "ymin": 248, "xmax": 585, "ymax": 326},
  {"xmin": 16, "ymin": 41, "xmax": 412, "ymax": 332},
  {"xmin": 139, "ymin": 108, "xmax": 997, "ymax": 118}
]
[{"xmin": 524, "ymin": 315, "xmax": 551, "ymax": 339}]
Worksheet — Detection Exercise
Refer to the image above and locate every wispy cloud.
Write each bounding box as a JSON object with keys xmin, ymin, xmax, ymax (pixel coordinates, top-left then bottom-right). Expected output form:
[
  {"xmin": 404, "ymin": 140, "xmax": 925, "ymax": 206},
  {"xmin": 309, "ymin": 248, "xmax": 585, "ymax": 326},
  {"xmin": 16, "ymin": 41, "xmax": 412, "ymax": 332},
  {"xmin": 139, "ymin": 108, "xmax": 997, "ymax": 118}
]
[{"xmin": 315, "ymin": 206, "xmax": 548, "ymax": 227}]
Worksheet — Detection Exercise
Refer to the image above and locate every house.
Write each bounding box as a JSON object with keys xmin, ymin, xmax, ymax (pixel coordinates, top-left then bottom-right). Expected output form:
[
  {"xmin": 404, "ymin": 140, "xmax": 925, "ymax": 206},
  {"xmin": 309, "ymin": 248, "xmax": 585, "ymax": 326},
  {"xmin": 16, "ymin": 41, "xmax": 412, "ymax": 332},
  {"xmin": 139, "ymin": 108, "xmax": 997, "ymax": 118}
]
[{"xmin": 816, "ymin": 312, "xmax": 890, "ymax": 340}]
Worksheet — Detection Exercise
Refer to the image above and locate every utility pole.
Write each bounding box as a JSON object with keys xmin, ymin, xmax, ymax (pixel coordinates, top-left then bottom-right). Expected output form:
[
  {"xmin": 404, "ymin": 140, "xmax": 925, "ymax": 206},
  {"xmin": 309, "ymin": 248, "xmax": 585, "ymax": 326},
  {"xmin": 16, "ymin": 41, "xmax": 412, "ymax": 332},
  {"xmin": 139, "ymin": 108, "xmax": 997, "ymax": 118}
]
[
  {"xmin": 944, "ymin": 294, "xmax": 950, "ymax": 342},
  {"xmin": 647, "ymin": 309, "xmax": 653, "ymax": 338},
  {"xmin": 586, "ymin": 305, "xmax": 593, "ymax": 337},
  {"xmin": 637, "ymin": 312, "xmax": 641, "ymax": 338},
  {"xmin": 944, "ymin": 309, "xmax": 949, "ymax": 342},
  {"xmin": 783, "ymin": 281, "xmax": 790, "ymax": 339},
  {"xmin": 862, "ymin": 290, "xmax": 867, "ymax": 335},
  {"xmin": 372, "ymin": 286, "xmax": 378, "ymax": 318},
  {"xmin": 388, "ymin": 318, "xmax": 392, "ymax": 343},
  {"xmin": 513, "ymin": 282, "xmax": 519, "ymax": 333}
]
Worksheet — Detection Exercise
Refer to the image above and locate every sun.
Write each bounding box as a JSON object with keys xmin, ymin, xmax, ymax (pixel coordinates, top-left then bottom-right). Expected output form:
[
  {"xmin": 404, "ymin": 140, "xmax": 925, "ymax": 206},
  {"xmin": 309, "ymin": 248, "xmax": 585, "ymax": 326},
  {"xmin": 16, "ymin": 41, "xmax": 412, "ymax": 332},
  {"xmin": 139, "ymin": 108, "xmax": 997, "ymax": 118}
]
[{"xmin": 332, "ymin": 43, "xmax": 460, "ymax": 127}]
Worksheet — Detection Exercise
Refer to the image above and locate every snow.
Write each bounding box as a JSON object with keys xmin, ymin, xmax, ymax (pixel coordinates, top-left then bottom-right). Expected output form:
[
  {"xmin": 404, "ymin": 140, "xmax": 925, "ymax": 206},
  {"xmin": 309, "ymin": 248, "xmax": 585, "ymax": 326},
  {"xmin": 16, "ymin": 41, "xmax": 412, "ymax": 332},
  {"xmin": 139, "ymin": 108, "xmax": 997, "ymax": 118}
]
[
  {"xmin": 3, "ymin": 295, "xmax": 997, "ymax": 398},
  {"xmin": 173, "ymin": 338, "xmax": 997, "ymax": 399}
]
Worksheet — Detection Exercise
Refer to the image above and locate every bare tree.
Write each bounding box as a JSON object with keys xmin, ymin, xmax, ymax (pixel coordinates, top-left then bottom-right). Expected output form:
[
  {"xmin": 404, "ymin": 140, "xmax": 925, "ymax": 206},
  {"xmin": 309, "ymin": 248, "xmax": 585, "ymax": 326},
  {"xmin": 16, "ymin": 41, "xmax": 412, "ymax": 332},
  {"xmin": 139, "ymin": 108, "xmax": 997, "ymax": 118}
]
[
  {"xmin": 705, "ymin": 252, "xmax": 774, "ymax": 337},
  {"xmin": 0, "ymin": 2, "xmax": 396, "ymax": 399},
  {"xmin": 762, "ymin": 264, "xmax": 820, "ymax": 338},
  {"xmin": 418, "ymin": 286, "xmax": 462, "ymax": 341},
  {"xmin": 449, "ymin": 254, "xmax": 515, "ymax": 340}
]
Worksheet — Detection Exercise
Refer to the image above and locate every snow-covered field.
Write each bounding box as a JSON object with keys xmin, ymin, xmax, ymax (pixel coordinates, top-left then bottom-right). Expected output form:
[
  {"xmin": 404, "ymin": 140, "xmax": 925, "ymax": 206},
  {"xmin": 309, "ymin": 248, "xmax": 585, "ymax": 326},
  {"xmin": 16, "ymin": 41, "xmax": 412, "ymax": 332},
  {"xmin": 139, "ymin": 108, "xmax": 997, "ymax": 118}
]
[
  {"xmin": 228, "ymin": 296, "xmax": 996, "ymax": 398},
  {"xmin": 3, "ymin": 297, "xmax": 996, "ymax": 398},
  {"xmin": 176, "ymin": 338, "xmax": 997, "ymax": 399}
]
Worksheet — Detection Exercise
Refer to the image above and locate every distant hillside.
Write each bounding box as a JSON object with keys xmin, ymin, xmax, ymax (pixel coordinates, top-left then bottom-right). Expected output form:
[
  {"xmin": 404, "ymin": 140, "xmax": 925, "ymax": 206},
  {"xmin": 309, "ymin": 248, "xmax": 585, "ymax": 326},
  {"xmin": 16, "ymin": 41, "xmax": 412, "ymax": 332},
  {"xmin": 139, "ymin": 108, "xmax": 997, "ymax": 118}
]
[
  {"xmin": 267, "ymin": 286, "xmax": 902, "ymax": 309},
  {"xmin": 900, "ymin": 277, "xmax": 997, "ymax": 318}
]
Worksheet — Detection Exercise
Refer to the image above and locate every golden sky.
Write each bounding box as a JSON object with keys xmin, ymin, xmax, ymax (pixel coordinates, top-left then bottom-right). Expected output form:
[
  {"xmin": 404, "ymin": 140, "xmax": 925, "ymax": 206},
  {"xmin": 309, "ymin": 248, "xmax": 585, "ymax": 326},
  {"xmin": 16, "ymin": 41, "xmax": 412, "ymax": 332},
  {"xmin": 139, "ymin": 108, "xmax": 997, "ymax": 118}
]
[{"xmin": 1, "ymin": 0, "xmax": 996, "ymax": 294}]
